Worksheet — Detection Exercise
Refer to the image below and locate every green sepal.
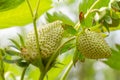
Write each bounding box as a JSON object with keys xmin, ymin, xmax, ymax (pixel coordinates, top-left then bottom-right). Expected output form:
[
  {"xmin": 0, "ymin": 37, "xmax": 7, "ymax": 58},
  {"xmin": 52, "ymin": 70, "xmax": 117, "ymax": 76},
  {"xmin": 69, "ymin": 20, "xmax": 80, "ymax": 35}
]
[
  {"xmin": 16, "ymin": 60, "xmax": 29, "ymax": 67},
  {"xmin": 5, "ymin": 47, "xmax": 20, "ymax": 56},
  {"xmin": 18, "ymin": 34, "xmax": 25, "ymax": 47},
  {"xmin": 73, "ymin": 48, "xmax": 79, "ymax": 66},
  {"xmin": 73, "ymin": 48, "xmax": 85, "ymax": 66},
  {"xmin": 3, "ymin": 58, "xmax": 22, "ymax": 64},
  {"xmin": 62, "ymin": 24, "xmax": 78, "ymax": 35},
  {"xmin": 9, "ymin": 39, "xmax": 21, "ymax": 50}
]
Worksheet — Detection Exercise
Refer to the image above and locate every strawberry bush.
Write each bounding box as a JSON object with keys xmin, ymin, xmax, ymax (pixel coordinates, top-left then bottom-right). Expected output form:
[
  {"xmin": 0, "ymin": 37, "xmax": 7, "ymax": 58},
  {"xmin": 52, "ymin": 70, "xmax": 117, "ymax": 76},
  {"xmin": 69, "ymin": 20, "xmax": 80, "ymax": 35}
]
[{"xmin": 0, "ymin": 0, "xmax": 120, "ymax": 80}]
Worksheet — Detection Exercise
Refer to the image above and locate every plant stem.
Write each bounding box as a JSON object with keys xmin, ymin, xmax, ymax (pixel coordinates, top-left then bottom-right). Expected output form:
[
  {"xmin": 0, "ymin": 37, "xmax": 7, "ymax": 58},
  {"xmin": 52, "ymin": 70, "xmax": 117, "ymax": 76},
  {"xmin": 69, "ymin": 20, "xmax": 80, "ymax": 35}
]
[
  {"xmin": 39, "ymin": 70, "xmax": 46, "ymax": 80},
  {"xmin": 21, "ymin": 67, "xmax": 28, "ymax": 80},
  {"xmin": 26, "ymin": 0, "xmax": 44, "ymax": 71},
  {"xmin": 34, "ymin": 0, "xmax": 41, "ymax": 18},
  {"xmin": 0, "ymin": 60, "xmax": 5, "ymax": 80},
  {"xmin": 60, "ymin": 61, "xmax": 73, "ymax": 80},
  {"xmin": 84, "ymin": 0, "xmax": 100, "ymax": 18},
  {"xmin": 26, "ymin": 0, "xmax": 34, "ymax": 17},
  {"xmin": 75, "ymin": 0, "xmax": 100, "ymax": 30}
]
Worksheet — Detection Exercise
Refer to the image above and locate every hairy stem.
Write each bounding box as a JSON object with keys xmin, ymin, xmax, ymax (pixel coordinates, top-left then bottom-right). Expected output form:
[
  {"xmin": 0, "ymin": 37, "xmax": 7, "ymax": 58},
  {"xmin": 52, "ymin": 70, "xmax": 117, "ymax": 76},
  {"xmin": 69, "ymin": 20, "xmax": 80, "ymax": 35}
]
[
  {"xmin": 26, "ymin": 0, "xmax": 44, "ymax": 71},
  {"xmin": 21, "ymin": 67, "xmax": 28, "ymax": 80},
  {"xmin": 60, "ymin": 61, "xmax": 73, "ymax": 80}
]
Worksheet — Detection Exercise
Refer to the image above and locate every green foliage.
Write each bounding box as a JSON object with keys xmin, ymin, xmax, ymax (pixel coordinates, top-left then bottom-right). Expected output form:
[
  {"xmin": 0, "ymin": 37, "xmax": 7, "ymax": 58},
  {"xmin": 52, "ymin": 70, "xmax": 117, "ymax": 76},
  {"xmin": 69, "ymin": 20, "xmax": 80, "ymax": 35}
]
[
  {"xmin": 104, "ymin": 44, "xmax": 120, "ymax": 70},
  {"xmin": 0, "ymin": 0, "xmax": 120, "ymax": 80},
  {"xmin": 0, "ymin": 0, "xmax": 52, "ymax": 28},
  {"xmin": 46, "ymin": 12, "xmax": 75, "ymax": 26},
  {"xmin": 0, "ymin": 0, "xmax": 25, "ymax": 12},
  {"xmin": 79, "ymin": 0, "xmax": 94, "ymax": 13}
]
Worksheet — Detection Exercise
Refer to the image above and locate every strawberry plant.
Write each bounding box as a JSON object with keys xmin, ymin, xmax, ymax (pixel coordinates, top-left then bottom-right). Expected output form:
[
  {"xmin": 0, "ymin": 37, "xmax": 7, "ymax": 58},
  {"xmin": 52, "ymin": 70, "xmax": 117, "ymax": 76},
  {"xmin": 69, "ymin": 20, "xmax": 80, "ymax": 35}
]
[{"xmin": 0, "ymin": 0, "xmax": 120, "ymax": 80}]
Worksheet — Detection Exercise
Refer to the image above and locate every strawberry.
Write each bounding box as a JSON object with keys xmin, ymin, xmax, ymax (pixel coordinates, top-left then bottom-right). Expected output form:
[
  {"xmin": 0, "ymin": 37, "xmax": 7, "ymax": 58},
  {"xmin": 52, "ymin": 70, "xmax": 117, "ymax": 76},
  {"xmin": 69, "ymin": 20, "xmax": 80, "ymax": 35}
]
[
  {"xmin": 76, "ymin": 28, "xmax": 111, "ymax": 59},
  {"xmin": 21, "ymin": 21, "xmax": 64, "ymax": 65}
]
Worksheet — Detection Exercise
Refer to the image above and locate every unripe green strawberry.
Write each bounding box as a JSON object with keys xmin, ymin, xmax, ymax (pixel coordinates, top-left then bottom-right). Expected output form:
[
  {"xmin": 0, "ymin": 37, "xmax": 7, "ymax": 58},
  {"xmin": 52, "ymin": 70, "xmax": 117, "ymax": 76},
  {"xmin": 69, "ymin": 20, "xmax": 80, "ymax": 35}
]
[
  {"xmin": 76, "ymin": 28, "xmax": 111, "ymax": 59},
  {"xmin": 21, "ymin": 21, "xmax": 64, "ymax": 65}
]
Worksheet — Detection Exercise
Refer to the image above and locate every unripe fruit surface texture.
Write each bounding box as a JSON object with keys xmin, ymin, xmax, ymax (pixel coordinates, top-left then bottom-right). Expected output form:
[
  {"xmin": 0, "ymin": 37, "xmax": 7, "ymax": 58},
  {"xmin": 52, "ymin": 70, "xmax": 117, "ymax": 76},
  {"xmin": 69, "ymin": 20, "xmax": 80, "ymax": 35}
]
[
  {"xmin": 76, "ymin": 29, "xmax": 111, "ymax": 59},
  {"xmin": 21, "ymin": 21, "xmax": 64, "ymax": 63}
]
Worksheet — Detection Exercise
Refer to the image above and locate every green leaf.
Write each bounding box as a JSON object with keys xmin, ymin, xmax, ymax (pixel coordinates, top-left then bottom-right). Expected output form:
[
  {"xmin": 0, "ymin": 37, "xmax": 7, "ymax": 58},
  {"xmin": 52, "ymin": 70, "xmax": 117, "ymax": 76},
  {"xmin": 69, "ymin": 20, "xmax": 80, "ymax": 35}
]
[
  {"xmin": 104, "ymin": 16, "xmax": 112, "ymax": 24},
  {"xmin": 104, "ymin": 44, "xmax": 120, "ymax": 70},
  {"xmin": 3, "ymin": 58, "xmax": 22, "ymax": 64},
  {"xmin": 94, "ymin": 0, "xmax": 109, "ymax": 8},
  {"xmin": 0, "ymin": 0, "xmax": 52, "ymax": 28},
  {"xmin": 111, "ymin": 0, "xmax": 120, "ymax": 12},
  {"xmin": 16, "ymin": 60, "xmax": 29, "ymax": 67},
  {"xmin": 73, "ymin": 48, "xmax": 79, "ymax": 65},
  {"xmin": 62, "ymin": 24, "xmax": 78, "ymax": 35},
  {"xmin": 9, "ymin": 39, "xmax": 21, "ymax": 50},
  {"xmin": 5, "ymin": 47, "xmax": 20, "ymax": 56},
  {"xmin": 79, "ymin": 0, "xmax": 94, "ymax": 13},
  {"xmin": 0, "ymin": 0, "xmax": 24, "ymax": 12},
  {"xmin": 73, "ymin": 48, "xmax": 85, "ymax": 65},
  {"xmin": 46, "ymin": 12, "xmax": 75, "ymax": 26},
  {"xmin": 18, "ymin": 34, "xmax": 25, "ymax": 47}
]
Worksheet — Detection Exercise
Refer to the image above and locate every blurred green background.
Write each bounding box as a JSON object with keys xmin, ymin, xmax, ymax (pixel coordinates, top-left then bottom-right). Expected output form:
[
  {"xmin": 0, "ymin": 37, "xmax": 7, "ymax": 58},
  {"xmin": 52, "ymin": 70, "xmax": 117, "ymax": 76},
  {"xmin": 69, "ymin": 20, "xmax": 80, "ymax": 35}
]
[{"xmin": 0, "ymin": 0, "xmax": 120, "ymax": 80}]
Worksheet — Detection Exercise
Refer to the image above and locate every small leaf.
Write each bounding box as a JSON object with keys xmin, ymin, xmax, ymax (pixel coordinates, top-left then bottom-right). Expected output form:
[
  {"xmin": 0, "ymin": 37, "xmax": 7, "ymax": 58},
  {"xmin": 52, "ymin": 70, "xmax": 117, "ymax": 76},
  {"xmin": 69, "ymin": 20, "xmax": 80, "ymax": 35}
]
[
  {"xmin": 73, "ymin": 48, "xmax": 79, "ymax": 65},
  {"xmin": 103, "ymin": 20, "xmax": 110, "ymax": 33},
  {"xmin": 46, "ymin": 11, "xmax": 75, "ymax": 26},
  {"xmin": 104, "ymin": 16, "xmax": 112, "ymax": 24},
  {"xmin": 5, "ymin": 47, "xmax": 20, "ymax": 56},
  {"xmin": 79, "ymin": 0, "xmax": 94, "ymax": 13},
  {"xmin": 9, "ymin": 39, "xmax": 21, "ymax": 50},
  {"xmin": 73, "ymin": 48, "xmax": 85, "ymax": 66},
  {"xmin": 18, "ymin": 34, "xmax": 25, "ymax": 47},
  {"xmin": 104, "ymin": 44, "xmax": 120, "ymax": 70},
  {"xmin": 111, "ymin": 1, "xmax": 120, "ymax": 12},
  {"xmin": 3, "ymin": 58, "xmax": 22, "ymax": 64},
  {"xmin": 62, "ymin": 24, "xmax": 78, "ymax": 35},
  {"xmin": 78, "ymin": 51, "xmax": 85, "ymax": 62},
  {"xmin": 16, "ymin": 60, "xmax": 29, "ymax": 67}
]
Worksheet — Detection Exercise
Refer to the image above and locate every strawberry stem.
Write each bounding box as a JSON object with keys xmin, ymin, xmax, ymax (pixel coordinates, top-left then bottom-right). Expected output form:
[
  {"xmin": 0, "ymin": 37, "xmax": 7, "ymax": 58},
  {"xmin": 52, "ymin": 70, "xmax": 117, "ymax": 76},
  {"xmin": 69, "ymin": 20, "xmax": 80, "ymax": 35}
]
[
  {"xmin": 21, "ymin": 66, "xmax": 28, "ymax": 80},
  {"xmin": 60, "ymin": 61, "xmax": 73, "ymax": 80},
  {"xmin": 39, "ymin": 70, "xmax": 46, "ymax": 80},
  {"xmin": 0, "ymin": 57, "xmax": 5, "ymax": 80},
  {"xmin": 26, "ymin": 0, "xmax": 44, "ymax": 72}
]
